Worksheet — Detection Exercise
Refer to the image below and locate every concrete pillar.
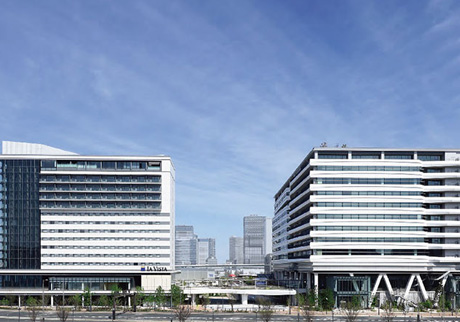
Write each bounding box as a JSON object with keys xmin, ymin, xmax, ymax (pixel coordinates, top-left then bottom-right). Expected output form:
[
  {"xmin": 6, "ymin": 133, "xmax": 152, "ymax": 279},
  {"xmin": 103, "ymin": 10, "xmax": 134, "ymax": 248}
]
[
  {"xmin": 241, "ymin": 294, "xmax": 248, "ymax": 305},
  {"xmin": 51, "ymin": 296, "xmax": 54, "ymax": 307},
  {"xmin": 128, "ymin": 296, "xmax": 131, "ymax": 307},
  {"xmin": 307, "ymin": 273, "xmax": 311, "ymax": 291},
  {"xmin": 18, "ymin": 296, "xmax": 21, "ymax": 307},
  {"xmin": 191, "ymin": 294, "xmax": 196, "ymax": 306},
  {"xmin": 314, "ymin": 274, "xmax": 319, "ymax": 298}
]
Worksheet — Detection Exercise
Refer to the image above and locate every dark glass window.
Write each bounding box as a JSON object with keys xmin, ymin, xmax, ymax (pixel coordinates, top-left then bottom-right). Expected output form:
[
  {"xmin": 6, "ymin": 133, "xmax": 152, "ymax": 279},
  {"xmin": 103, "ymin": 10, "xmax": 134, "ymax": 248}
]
[
  {"xmin": 352, "ymin": 153, "xmax": 380, "ymax": 159},
  {"xmin": 102, "ymin": 162, "xmax": 116, "ymax": 169},
  {"xmin": 41, "ymin": 160, "xmax": 56, "ymax": 170},
  {"xmin": 117, "ymin": 162, "xmax": 131, "ymax": 170},
  {"xmin": 385, "ymin": 153, "xmax": 413, "ymax": 159},
  {"xmin": 418, "ymin": 154, "xmax": 443, "ymax": 161},
  {"xmin": 318, "ymin": 153, "xmax": 347, "ymax": 159}
]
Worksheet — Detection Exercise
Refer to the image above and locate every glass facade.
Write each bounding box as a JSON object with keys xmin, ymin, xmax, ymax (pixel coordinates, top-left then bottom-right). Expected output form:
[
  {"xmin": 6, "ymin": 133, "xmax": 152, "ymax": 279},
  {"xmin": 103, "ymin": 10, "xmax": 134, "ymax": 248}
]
[
  {"xmin": 0, "ymin": 160, "xmax": 41, "ymax": 287},
  {"xmin": 1, "ymin": 160, "xmax": 41, "ymax": 269}
]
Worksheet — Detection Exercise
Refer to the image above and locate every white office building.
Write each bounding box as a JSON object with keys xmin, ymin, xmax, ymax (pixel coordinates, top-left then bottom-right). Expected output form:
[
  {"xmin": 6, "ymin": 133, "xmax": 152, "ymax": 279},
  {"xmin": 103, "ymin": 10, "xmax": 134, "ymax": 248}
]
[
  {"xmin": 273, "ymin": 147, "xmax": 460, "ymax": 307},
  {"xmin": 0, "ymin": 141, "xmax": 175, "ymax": 300},
  {"xmin": 244, "ymin": 215, "xmax": 272, "ymax": 264},
  {"xmin": 197, "ymin": 238, "xmax": 216, "ymax": 265},
  {"xmin": 229, "ymin": 236, "xmax": 244, "ymax": 264}
]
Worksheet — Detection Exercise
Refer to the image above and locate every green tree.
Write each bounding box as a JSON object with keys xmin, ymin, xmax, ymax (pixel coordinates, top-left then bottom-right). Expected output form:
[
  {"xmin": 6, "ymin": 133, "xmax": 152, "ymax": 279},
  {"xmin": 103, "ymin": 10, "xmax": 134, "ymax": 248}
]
[
  {"xmin": 171, "ymin": 285, "xmax": 184, "ymax": 307},
  {"xmin": 154, "ymin": 286, "xmax": 166, "ymax": 308},
  {"xmin": 257, "ymin": 298, "xmax": 274, "ymax": 322},
  {"xmin": 342, "ymin": 296, "xmax": 361, "ymax": 322},
  {"xmin": 381, "ymin": 300, "xmax": 395, "ymax": 322},
  {"xmin": 69, "ymin": 294, "xmax": 81, "ymax": 309},
  {"xmin": 134, "ymin": 286, "xmax": 145, "ymax": 308},
  {"xmin": 26, "ymin": 297, "xmax": 39, "ymax": 322},
  {"xmin": 307, "ymin": 287, "xmax": 318, "ymax": 309},
  {"xmin": 319, "ymin": 288, "xmax": 334, "ymax": 311},
  {"xmin": 6, "ymin": 295, "xmax": 15, "ymax": 306},
  {"xmin": 145, "ymin": 295, "xmax": 155, "ymax": 309},
  {"xmin": 110, "ymin": 284, "xmax": 122, "ymax": 308},
  {"xmin": 82, "ymin": 287, "xmax": 92, "ymax": 309},
  {"xmin": 200, "ymin": 294, "xmax": 210, "ymax": 310},
  {"xmin": 98, "ymin": 295, "xmax": 110, "ymax": 308}
]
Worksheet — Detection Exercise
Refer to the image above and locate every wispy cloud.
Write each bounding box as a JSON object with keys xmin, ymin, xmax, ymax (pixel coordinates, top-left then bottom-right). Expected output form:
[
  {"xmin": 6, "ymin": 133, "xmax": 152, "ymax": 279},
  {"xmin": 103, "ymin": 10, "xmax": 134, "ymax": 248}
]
[{"xmin": 1, "ymin": 0, "xmax": 460, "ymax": 261}]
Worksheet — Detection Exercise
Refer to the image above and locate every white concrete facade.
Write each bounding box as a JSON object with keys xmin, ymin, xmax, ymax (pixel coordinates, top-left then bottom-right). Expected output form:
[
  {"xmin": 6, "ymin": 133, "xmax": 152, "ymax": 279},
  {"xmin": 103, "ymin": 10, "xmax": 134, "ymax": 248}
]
[
  {"xmin": 273, "ymin": 147, "xmax": 460, "ymax": 305},
  {"xmin": 0, "ymin": 141, "xmax": 175, "ymax": 291}
]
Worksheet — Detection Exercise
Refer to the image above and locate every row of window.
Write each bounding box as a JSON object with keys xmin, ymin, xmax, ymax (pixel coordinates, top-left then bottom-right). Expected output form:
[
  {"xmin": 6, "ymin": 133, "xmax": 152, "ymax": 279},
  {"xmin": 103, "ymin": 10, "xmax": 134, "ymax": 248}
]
[
  {"xmin": 40, "ymin": 175, "xmax": 161, "ymax": 183},
  {"xmin": 40, "ymin": 193, "xmax": 161, "ymax": 200},
  {"xmin": 314, "ymin": 178, "xmax": 421, "ymax": 185},
  {"xmin": 317, "ymin": 153, "xmax": 442, "ymax": 160},
  {"xmin": 316, "ymin": 202, "xmax": 422, "ymax": 208},
  {"xmin": 40, "ymin": 184, "xmax": 160, "ymax": 192},
  {"xmin": 42, "ymin": 262, "xmax": 166, "ymax": 266},
  {"xmin": 42, "ymin": 221, "xmax": 169, "ymax": 225},
  {"xmin": 315, "ymin": 237, "xmax": 424, "ymax": 243},
  {"xmin": 315, "ymin": 226, "xmax": 424, "ymax": 231},
  {"xmin": 42, "ymin": 254, "xmax": 170, "ymax": 258},
  {"xmin": 315, "ymin": 166, "xmax": 420, "ymax": 172},
  {"xmin": 316, "ymin": 191, "xmax": 421, "ymax": 196},
  {"xmin": 41, "ymin": 237, "xmax": 170, "ymax": 241},
  {"xmin": 42, "ymin": 212, "xmax": 170, "ymax": 217},
  {"xmin": 315, "ymin": 214, "xmax": 422, "ymax": 220},
  {"xmin": 40, "ymin": 201, "xmax": 161, "ymax": 209},
  {"xmin": 42, "ymin": 245, "xmax": 170, "ymax": 249},
  {"xmin": 41, "ymin": 229, "xmax": 170, "ymax": 233},
  {"xmin": 318, "ymin": 249, "xmax": 426, "ymax": 256},
  {"xmin": 42, "ymin": 160, "xmax": 161, "ymax": 171}
]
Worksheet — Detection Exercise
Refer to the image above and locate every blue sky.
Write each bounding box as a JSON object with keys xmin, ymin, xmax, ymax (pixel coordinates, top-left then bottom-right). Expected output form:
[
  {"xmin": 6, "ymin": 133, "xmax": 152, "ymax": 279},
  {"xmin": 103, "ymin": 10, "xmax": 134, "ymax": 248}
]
[{"xmin": 1, "ymin": 0, "xmax": 460, "ymax": 262}]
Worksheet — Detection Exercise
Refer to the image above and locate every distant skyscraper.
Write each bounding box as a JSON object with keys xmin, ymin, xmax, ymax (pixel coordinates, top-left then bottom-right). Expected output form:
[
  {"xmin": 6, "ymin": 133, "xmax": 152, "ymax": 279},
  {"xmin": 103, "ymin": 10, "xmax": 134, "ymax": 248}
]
[
  {"xmin": 229, "ymin": 236, "xmax": 244, "ymax": 264},
  {"xmin": 197, "ymin": 238, "xmax": 216, "ymax": 265},
  {"xmin": 243, "ymin": 215, "xmax": 272, "ymax": 264},
  {"xmin": 175, "ymin": 225, "xmax": 198, "ymax": 265}
]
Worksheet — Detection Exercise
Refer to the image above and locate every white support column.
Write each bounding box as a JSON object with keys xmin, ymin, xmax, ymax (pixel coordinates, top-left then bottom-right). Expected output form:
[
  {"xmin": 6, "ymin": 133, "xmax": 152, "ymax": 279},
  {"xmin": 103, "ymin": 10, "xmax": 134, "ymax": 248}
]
[
  {"xmin": 313, "ymin": 274, "xmax": 319, "ymax": 300},
  {"xmin": 51, "ymin": 296, "xmax": 54, "ymax": 307},
  {"xmin": 128, "ymin": 296, "xmax": 131, "ymax": 307},
  {"xmin": 18, "ymin": 296, "xmax": 21, "ymax": 308},
  {"xmin": 306, "ymin": 273, "xmax": 311, "ymax": 291},
  {"xmin": 403, "ymin": 275, "xmax": 416, "ymax": 301},
  {"xmin": 383, "ymin": 274, "xmax": 394, "ymax": 300},
  {"xmin": 369, "ymin": 274, "xmax": 383, "ymax": 306},
  {"xmin": 416, "ymin": 274, "xmax": 428, "ymax": 302},
  {"xmin": 349, "ymin": 273, "xmax": 360, "ymax": 293},
  {"xmin": 241, "ymin": 294, "xmax": 248, "ymax": 305},
  {"xmin": 191, "ymin": 294, "xmax": 196, "ymax": 306}
]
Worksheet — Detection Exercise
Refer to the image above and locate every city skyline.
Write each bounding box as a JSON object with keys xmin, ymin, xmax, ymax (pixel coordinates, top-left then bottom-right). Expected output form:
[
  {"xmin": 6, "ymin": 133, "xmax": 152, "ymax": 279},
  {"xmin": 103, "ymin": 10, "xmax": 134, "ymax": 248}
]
[{"xmin": 1, "ymin": 1, "xmax": 460, "ymax": 261}]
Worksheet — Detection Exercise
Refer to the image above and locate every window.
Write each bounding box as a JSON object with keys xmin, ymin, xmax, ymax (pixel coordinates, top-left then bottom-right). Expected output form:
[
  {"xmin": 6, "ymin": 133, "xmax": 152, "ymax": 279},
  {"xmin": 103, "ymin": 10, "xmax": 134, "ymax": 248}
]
[
  {"xmin": 318, "ymin": 153, "xmax": 347, "ymax": 159},
  {"xmin": 426, "ymin": 192, "xmax": 442, "ymax": 197},
  {"xmin": 418, "ymin": 154, "xmax": 443, "ymax": 161},
  {"xmin": 426, "ymin": 180, "xmax": 442, "ymax": 186},
  {"xmin": 352, "ymin": 153, "xmax": 380, "ymax": 159},
  {"xmin": 131, "ymin": 162, "xmax": 146, "ymax": 170},
  {"xmin": 87, "ymin": 162, "xmax": 101, "ymax": 169},
  {"xmin": 102, "ymin": 162, "xmax": 116, "ymax": 169},
  {"xmin": 385, "ymin": 153, "xmax": 413, "ymax": 159},
  {"xmin": 41, "ymin": 160, "xmax": 56, "ymax": 170},
  {"xmin": 148, "ymin": 161, "xmax": 161, "ymax": 170}
]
